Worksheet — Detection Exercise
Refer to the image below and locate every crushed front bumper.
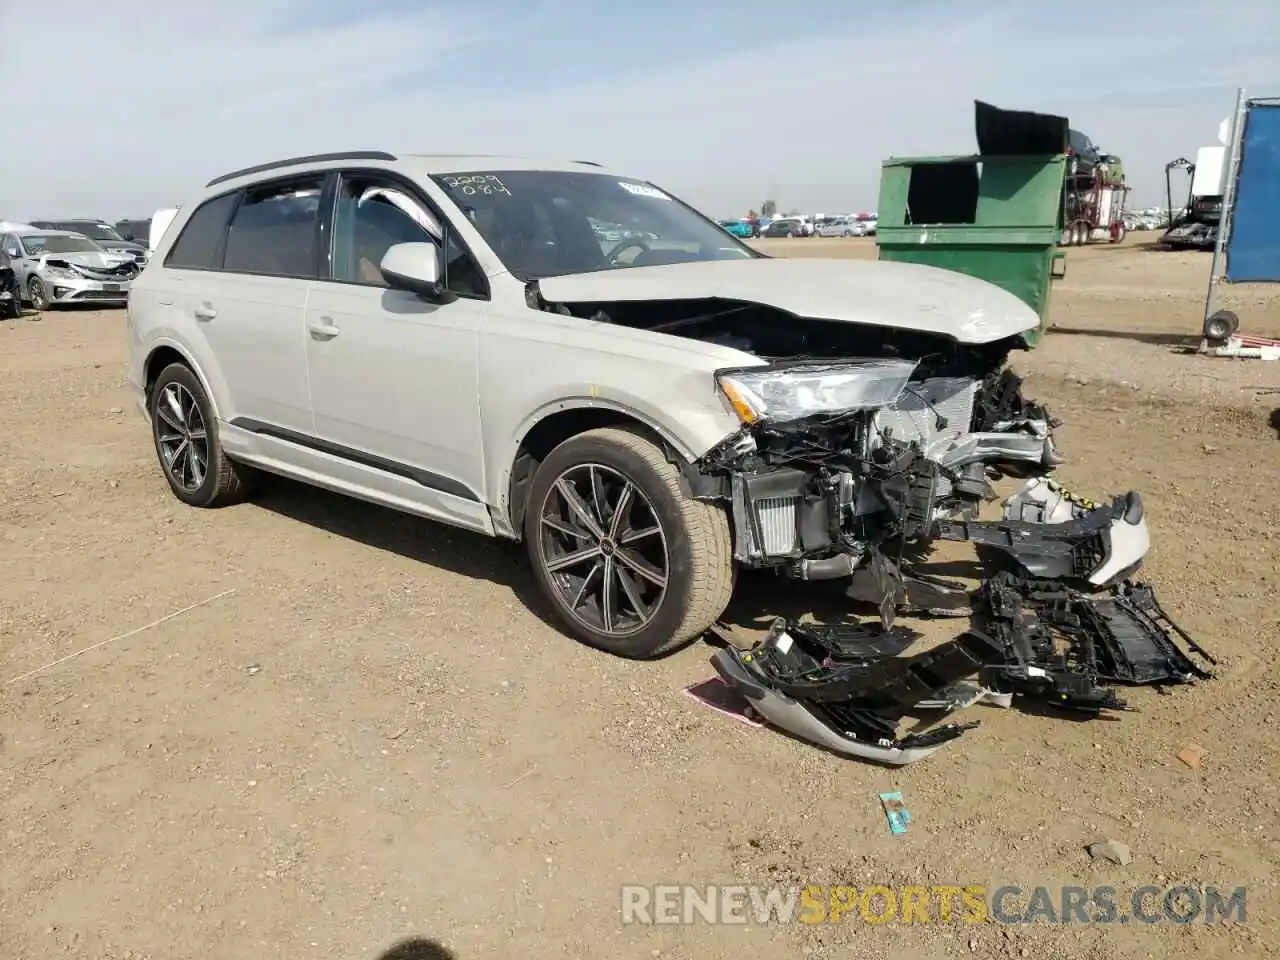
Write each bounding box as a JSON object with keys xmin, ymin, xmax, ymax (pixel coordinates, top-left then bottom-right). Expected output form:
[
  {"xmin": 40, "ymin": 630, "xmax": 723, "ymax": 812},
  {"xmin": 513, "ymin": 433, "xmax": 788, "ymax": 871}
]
[
  {"xmin": 713, "ymin": 568, "xmax": 1214, "ymax": 765},
  {"xmin": 39, "ymin": 269, "xmax": 131, "ymax": 305},
  {"xmin": 712, "ymin": 619, "xmax": 1003, "ymax": 766}
]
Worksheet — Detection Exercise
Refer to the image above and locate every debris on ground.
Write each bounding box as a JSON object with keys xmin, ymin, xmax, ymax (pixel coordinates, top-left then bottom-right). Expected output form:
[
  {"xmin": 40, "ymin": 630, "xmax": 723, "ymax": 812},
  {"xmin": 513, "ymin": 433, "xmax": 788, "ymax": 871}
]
[
  {"xmin": 682, "ymin": 677, "xmax": 763, "ymax": 728},
  {"xmin": 880, "ymin": 792, "xmax": 910, "ymax": 835},
  {"xmin": 1087, "ymin": 839, "xmax": 1132, "ymax": 865},
  {"xmin": 1176, "ymin": 742, "xmax": 1207, "ymax": 768}
]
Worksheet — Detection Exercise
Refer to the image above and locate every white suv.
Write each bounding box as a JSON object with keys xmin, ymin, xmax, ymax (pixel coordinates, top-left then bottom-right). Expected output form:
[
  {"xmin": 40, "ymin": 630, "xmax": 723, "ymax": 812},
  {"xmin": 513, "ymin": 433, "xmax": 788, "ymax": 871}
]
[{"xmin": 127, "ymin": 150, "xmax": 1080, "ymax": 659}]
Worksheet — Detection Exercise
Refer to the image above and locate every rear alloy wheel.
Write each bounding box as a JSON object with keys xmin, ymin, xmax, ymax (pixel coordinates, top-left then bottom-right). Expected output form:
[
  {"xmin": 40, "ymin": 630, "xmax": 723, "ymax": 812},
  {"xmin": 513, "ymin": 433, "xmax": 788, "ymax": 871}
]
[
  {"xmin": 27, "ymin": 277, "xmax": 48, "ymax": 311},
  {"xmin": 149, "ymin": 362, "xmax": 253, "ymax": 507},
  {"xmin": 524, "ymin": 427, "xmax": 734, "ymax": 659}
]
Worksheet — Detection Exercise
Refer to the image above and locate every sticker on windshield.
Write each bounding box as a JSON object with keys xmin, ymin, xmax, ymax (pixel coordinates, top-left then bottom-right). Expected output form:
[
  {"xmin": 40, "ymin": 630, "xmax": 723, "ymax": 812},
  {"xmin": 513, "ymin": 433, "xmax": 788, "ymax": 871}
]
[
  {"xmin": 618, "ymin": 181, "xmax": 671, "ymax": 200},
  {"xmin": 441, "ymin": 175, "xmax": 512, "ymax": 198}
]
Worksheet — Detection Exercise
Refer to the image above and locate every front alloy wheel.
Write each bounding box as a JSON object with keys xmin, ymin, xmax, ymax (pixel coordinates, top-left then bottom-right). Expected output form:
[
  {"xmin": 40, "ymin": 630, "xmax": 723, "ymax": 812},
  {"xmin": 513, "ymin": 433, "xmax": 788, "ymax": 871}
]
[
  {"xmin": 539, "ymin": 463, "xmax": 669, "ymax": 638},
  {"xmin": 524, "ymin": 427, "xmax": 735, "ymax": 659}
]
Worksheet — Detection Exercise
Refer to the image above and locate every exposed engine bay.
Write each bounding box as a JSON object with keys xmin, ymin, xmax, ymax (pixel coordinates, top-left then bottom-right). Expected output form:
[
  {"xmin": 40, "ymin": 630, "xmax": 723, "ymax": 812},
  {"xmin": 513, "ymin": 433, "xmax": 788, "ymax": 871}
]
[{"xmin": 534, "ymin": 293, "xmax": 1214, "ymax": 765}]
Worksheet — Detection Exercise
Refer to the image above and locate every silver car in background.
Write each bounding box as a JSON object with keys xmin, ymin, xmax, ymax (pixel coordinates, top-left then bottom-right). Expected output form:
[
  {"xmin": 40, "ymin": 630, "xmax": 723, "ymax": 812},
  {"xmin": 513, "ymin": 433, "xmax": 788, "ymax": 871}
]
[
  {"xmin": 814, "ymin": 216, "xmax": 865, "ymax": 238},
  {"xmin": 0, "ymin": 230, "xmax": 140, "ymax": 310}
]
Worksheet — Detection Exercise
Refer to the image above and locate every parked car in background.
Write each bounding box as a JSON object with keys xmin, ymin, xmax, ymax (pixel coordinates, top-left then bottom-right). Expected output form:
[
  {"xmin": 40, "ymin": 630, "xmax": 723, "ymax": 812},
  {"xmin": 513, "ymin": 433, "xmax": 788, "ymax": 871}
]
[
  {"xmin": 854, "ymin": 213, "xmax": 878, "ymax": 236},
  {"xmin": 148, "ymin": 208, "xmax": 180, "ymax": 253},
  {"xmin": 115, "ymin": 218, "xmax": 153, "ymax": 245},
  {"xmin": 762, "ymin": 217, "xmax": 804, "ymax": 237},
  {"xmin": 29, "ymin": 219, "xmax": 149, "ymax": 262},
  {"xmin": 814, "ymin": 216, "xmax": 865, "ymax": 238},
  {"xmin": 717, "ymin": 219, "xmax": 755, "ymax": 239},
  {"xmin": 1, "ymin": 229, "xmax": 140, "ymax": 310},
  {"xmin": 0, "ymin": 241, "xmax": 20, "ymax": 318}
]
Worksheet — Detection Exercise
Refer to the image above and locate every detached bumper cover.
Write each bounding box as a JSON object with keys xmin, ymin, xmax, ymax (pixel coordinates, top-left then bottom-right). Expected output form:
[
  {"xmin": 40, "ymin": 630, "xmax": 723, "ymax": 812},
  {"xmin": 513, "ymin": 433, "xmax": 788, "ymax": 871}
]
[{"xmin": 711, "ymin": 619, "xmax": 1004, "ymax": 766}]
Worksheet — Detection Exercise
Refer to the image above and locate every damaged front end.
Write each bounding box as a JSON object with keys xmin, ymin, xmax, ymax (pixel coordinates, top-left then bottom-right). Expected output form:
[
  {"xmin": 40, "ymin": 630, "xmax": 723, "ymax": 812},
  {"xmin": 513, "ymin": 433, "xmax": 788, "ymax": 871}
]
[
  {"xmin": 698, "ymin": 358, "xmax": 1065, "ymax": 600},
  {"xmin": 694, "ymin": 358, "xmax": 1210, "ymax": 766}
]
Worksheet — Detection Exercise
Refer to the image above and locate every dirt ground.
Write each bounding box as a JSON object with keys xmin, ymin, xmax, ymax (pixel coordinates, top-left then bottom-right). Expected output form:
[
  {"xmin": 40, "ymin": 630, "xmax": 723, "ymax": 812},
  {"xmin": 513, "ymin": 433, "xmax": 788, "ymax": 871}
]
[{"xmin": 1, "ymin": 234, "xmax": 1277, "ymax": 960}]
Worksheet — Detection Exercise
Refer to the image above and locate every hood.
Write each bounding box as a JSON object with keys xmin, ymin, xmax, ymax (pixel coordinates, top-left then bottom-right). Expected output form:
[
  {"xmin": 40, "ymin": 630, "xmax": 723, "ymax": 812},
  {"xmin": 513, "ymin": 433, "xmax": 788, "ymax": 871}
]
[
  {"xmin": 98, "ymin": 239, "xmax": 146, "ymax": 253},
  {"xmin": 537, "ymin": 258, "xmax": 1040, "ymax": 345},
  {"xmin": 40, "ymin": 250, "xmax": 135, "ymax": 270}
]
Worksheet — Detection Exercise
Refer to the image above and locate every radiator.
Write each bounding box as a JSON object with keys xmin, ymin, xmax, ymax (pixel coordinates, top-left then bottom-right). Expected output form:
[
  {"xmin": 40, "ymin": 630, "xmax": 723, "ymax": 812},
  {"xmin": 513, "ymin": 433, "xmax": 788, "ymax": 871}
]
[{"xmin": 873, "ymin": 377, "xmax": 979, "ymax": 457}]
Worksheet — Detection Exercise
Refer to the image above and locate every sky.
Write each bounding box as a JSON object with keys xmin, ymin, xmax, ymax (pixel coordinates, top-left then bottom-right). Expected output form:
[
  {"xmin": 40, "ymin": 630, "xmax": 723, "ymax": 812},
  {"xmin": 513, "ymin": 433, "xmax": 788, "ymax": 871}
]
[{"xmin": 2, "ymin": 0, "xmax": 1277, "ymax": 221}]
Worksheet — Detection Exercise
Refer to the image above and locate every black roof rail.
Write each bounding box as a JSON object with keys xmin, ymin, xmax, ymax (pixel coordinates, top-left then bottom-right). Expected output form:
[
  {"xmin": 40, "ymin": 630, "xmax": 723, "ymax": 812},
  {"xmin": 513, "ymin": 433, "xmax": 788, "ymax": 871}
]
[
  {"xmin": 206, "ymin": 151, "xmax": 398, "ymax": 188},
  {"xmin": 574, "ymin": 160, "xmax": 603, "ymax": 167}
]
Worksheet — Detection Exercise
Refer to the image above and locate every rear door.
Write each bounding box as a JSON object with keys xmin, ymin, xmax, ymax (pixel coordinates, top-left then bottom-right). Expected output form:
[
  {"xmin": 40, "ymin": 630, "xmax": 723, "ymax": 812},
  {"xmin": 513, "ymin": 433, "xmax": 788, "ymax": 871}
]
[
  {"xmin": 301, "ymin": 169, "xmax": 491, "ymax": 527},
  {"xmin": 160, "ymin": 175, "xmax": 320, "ymax": 436}
]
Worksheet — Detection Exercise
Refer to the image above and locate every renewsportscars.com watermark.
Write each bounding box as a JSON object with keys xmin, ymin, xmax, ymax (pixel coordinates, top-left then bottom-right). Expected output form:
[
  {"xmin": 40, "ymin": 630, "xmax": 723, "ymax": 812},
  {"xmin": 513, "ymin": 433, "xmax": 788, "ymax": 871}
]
[{"xmin": 620, "ymin": 884, "xmax": 1247, "ymax": 926}]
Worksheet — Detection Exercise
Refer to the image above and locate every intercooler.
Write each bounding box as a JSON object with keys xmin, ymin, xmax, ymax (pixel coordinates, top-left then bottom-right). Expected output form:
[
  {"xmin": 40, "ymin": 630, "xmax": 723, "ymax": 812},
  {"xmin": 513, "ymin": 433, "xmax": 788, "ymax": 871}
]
[
  {"xmin": 730, "ymin": 378, "xmax": 982, "ymax": 564},
  {"xmin": 752, "ymin": 496, "xmax": 799, "ymax": 555},
  {"xmin": 731, "ymin": 470, "xmax": 824, "ymax": 561}
]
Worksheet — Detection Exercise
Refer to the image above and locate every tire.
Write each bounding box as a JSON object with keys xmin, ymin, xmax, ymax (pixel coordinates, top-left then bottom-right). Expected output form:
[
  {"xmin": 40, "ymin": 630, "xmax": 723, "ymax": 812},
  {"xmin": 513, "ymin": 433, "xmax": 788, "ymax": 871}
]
[
  {"xmin": 0, "ymin": 286, "xmax": 18, "ymax": 319},
  {"xmin": 523, "ymin": 426, "xmax": 734, "ymax": 659},
  {"xmin": 1204, "ymin": 310, "xmax": 1239, "ymax": 343},
  {"xmin": 149, "ymin": 362, "xmax": 253, "ymax": 508},
  {"xmin": 27, "ymin": 277, "xmax": 48, "ymax": 311},
  {"xmin": 842, "ymin": 230, "xmax": 853, "ymax": 238}
]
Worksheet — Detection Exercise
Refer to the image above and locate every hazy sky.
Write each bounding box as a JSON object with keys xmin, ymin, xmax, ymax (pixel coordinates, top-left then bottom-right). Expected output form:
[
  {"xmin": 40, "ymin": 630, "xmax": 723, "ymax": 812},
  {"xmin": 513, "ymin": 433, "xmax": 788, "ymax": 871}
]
[{"xmin": 2, "ymin": 0, "xmax": 1277, "ymax": 220}]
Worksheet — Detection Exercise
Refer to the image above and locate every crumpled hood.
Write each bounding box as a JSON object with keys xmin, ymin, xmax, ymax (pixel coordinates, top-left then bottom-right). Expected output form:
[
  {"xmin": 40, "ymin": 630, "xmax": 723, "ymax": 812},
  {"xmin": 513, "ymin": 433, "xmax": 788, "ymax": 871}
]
[
  {"xmin": 537, "ymin": 257, "xmax": 1041, "ymax": 344},
  {"xmin": 40, "ymin": 250, "xmax": 134, "ymax": 269}
]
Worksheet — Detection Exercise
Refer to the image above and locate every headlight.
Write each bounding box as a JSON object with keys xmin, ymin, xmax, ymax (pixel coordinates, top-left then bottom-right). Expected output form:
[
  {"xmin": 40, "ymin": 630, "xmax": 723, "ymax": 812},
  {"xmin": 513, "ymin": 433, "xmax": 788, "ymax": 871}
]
[
  {"xmin": 43, "ymin": 266, "xmax": 76, "ymax": 280},
  {"xmin": 717, "ymin": 359, "xmax": 918, "ymax": 424}
]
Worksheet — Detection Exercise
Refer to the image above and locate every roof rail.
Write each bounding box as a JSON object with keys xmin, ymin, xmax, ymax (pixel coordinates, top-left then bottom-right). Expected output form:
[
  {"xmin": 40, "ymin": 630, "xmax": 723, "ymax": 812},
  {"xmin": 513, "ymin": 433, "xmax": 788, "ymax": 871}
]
[
  {"xmin": 574, "ymin": 160, "xmax": 603, "ymax": 167},
  {"xmin": 206, "ymin": 151, "xmax": 398, "ymax": 188}
]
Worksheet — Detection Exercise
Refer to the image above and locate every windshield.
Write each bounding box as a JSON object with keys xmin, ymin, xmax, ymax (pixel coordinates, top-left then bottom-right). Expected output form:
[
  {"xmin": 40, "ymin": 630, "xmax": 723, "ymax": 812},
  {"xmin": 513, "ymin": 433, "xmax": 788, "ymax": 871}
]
[
  {"xmin": 430, "ymin": 170, "xmax": 756, "ymax": 279},
  {"xmin": 21, "ymin": 234, "xmax": 102, "ymax": 255},
  {"xmin": 56, "ymin": 222, "xmax": 123, "ymax": 241}
]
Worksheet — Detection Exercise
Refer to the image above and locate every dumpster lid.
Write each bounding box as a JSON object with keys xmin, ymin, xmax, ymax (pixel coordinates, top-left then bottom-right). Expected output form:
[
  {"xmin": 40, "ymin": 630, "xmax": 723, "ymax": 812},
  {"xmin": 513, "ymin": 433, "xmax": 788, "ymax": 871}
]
[{"xmin": 975, "ymin": 100, "xmax": 1069, "ymax": 156}]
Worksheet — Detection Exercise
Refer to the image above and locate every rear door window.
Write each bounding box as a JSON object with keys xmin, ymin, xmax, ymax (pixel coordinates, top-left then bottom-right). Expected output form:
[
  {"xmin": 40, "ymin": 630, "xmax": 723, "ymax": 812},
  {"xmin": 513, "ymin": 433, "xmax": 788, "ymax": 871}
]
[
  {"xmin": 164, "ymin": 192, "xmax": 239, "ymax": 270},
  {"xmin": 222, "ymin": 177, "xmax": 325, "ymax": 278}
]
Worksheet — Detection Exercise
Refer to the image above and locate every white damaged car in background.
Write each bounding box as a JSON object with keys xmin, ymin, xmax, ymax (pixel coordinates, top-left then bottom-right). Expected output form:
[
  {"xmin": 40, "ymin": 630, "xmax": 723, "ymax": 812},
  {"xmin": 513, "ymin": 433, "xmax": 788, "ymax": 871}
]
[
  {"xmin": 2, "ymin": 228, "xmax": 140, "ymax": 310},
  {"xmin": 127, "ymin": 152, "xmax": 1214, "ymax": 766}
]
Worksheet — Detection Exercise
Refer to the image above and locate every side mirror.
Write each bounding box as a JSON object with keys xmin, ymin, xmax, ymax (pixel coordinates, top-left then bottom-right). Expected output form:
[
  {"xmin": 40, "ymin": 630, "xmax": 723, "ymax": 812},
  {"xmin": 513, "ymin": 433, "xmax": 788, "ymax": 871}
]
[
  {"xmin": 380, "ymin": 242, "xmax": 443, "ymax": 300},
  {"xmin": 4, "ymin": 247, "xmax": 19, "ymax": 258}
]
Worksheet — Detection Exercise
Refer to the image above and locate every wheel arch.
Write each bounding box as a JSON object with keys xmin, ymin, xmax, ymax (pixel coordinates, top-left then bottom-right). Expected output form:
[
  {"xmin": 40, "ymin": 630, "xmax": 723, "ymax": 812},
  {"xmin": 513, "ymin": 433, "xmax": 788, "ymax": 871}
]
[
  {"xmin": 499, "ymin": 401, "xmax": 720, "ymax": 541},
  {"xmin": 142, "ymin": 340, "xmax": 224, "ymax": 421}
]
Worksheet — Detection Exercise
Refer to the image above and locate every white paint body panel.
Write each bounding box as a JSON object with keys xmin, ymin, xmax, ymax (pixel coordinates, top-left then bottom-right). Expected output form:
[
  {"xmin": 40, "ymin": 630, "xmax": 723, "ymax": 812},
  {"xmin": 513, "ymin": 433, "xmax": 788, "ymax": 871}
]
[{"xmin": 538, "ymin": 257, "xmax": 1041, "ymax": 345}]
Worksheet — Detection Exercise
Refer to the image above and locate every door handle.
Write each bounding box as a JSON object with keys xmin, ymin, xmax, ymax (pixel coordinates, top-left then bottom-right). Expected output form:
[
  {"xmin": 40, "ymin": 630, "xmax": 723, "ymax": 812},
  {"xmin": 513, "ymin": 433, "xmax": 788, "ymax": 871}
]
[
  {"xmin": 193, "ymin": 304, "xmax": 216, "ymax": 321},
  {"xmin": 308, "ymin": 317, "xmax": 340, "ymax": 340},
  {"xmin": 158, "ymin": 298, "xmax": 174, "ymax": 306}
]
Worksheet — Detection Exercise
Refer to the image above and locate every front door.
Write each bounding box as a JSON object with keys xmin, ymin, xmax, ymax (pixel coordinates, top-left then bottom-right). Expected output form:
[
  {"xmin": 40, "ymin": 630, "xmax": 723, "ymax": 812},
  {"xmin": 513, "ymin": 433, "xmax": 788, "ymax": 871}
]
[{"xmin": 303, "ymin": 172, "xmax": 490, "ymax": 528}]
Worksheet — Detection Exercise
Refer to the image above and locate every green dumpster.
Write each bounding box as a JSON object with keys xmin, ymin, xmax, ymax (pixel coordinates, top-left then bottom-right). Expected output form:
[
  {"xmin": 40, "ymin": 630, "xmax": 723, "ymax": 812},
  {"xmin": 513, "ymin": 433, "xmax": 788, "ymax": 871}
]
[{"xmin": 875, "ymin": 102, "xmax": 1071, "ymax": 347}]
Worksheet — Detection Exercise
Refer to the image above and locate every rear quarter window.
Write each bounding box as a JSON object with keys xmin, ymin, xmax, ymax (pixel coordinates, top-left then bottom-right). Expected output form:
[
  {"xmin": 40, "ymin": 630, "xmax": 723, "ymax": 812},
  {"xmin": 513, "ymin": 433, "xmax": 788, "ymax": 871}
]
[{"xmin": 164, "ymin": 192, "xmax": 239, "ymax": 270}]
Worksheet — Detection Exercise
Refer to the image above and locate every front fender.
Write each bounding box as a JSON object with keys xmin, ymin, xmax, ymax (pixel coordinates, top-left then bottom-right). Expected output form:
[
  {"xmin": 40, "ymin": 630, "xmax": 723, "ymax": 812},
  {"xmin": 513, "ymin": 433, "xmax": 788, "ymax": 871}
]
[{"xmin": 485, "ymin": 385, "xmax": 740, "ymax": 536}]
